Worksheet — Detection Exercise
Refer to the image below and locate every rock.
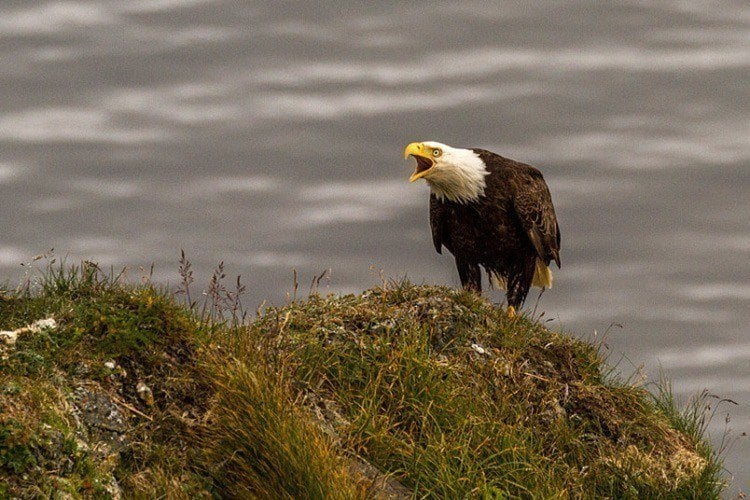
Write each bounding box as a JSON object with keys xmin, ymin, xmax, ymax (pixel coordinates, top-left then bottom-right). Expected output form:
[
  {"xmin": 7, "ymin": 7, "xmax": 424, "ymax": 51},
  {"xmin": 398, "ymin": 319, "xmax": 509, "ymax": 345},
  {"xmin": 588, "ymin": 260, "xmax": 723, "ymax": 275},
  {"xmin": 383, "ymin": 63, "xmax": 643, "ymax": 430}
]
[
  {"xmin": 72, "ymin": 385, "xmax": 129, "ymax": 456},
  {"xmin": 1, "ymin": 317, "xmax": 57, "ymax": 348},
  {"xmin": 0, "ymin": 330, "xmax": 18, "ymax": 345},
  {"xmin": 350, "ymin": 457, "xmax": 411, "ymax": 499},
  {"xmin": 27, "ymin": 318, "xmax": 57, "ymax": 333},
  {"xmin": 136, "ymin": 381, "xmax": 154, "ymax": 406},
  {"xmin": 471, "ymin": 343, "xmax": 487, "ymax": 355}
]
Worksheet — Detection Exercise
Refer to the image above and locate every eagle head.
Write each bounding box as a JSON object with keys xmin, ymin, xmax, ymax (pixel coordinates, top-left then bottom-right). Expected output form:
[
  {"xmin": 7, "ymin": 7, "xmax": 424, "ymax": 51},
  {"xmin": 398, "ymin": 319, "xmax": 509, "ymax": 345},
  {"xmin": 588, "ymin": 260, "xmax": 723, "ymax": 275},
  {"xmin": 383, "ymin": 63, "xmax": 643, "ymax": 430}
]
[{"xmin": 404, "ymin": 141, "xmax": 489, "ymax": 203}]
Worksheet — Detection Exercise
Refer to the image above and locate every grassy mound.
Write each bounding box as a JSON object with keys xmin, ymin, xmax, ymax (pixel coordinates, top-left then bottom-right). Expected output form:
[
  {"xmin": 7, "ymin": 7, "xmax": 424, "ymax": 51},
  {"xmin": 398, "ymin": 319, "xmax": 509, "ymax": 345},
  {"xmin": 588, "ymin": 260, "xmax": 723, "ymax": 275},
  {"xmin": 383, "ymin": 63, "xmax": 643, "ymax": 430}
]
[{"xmin": 0, "ymin": 263, "xmax": 724, "ymax": 498}]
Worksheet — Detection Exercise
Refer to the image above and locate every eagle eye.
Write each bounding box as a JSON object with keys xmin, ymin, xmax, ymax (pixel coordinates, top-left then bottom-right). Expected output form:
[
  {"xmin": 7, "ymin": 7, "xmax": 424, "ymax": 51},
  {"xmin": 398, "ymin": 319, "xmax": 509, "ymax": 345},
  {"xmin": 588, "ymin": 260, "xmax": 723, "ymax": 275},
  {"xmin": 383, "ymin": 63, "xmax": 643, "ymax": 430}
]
[{"xmin": 432, "ymin": 149, "xmax": 441, "ymax": 157}]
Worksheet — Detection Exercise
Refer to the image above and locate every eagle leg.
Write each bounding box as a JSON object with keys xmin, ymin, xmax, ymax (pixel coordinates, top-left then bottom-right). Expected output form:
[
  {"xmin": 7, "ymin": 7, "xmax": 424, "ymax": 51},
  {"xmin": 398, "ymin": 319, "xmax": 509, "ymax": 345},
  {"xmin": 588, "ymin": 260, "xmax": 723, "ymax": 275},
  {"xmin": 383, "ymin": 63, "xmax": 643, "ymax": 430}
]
[
  {"xmin": 456, "ymin": 257, "xmax": 482, "ymax": 293},
  {"xmin": 506, "ymin": 260, "xmax": 535, "ymax": 311}
]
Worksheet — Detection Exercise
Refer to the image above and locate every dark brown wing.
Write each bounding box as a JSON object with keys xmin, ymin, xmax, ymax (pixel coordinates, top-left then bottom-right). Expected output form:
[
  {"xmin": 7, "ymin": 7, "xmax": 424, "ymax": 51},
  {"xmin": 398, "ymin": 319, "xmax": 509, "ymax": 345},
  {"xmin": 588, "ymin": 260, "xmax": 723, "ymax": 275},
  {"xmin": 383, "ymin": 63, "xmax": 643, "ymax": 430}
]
[
  {"xmin": 512, "ymin": 166, "xmax": 561, "ymax": 268},
  {"xmin": 429, "ymin": 193, "xmax": 447, "ymax": 254}
]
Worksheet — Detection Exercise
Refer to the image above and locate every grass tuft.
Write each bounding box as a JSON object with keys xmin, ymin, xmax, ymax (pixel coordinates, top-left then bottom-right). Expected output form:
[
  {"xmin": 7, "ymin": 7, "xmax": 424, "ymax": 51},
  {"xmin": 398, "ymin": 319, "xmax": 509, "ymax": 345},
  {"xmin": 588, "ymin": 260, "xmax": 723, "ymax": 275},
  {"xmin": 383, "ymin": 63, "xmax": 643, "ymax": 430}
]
[{"xmin": 203, "ymin": 357, "xmax": 364, "ymax": 499}]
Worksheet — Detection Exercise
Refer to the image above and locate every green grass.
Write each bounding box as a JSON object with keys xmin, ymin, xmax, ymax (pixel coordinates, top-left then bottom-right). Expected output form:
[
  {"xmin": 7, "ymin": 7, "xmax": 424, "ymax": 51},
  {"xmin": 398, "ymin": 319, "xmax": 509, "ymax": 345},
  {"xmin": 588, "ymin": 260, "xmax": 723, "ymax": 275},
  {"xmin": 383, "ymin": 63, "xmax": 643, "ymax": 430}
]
[{"xmin": 0, "ymin": 262, "xmax": 726, "ymax": 498}]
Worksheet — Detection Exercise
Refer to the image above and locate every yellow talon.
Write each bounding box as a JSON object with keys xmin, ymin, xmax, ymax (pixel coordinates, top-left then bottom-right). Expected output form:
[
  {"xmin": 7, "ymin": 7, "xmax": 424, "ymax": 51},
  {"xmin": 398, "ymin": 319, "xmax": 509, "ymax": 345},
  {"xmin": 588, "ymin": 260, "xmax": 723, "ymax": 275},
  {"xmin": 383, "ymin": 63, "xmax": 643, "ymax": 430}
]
[{"xmin": 506, "ymin": 306, "xmax": 516, "ymax": 318}]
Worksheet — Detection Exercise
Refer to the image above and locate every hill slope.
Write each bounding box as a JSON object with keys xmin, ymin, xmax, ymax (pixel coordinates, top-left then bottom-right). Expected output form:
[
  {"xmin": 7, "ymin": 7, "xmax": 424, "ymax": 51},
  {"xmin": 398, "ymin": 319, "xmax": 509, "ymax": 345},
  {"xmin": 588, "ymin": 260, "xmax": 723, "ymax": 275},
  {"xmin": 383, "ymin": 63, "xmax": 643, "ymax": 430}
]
[{"xmin": 0, "ymin": 264, "xmax": 724, "ymax": 498}]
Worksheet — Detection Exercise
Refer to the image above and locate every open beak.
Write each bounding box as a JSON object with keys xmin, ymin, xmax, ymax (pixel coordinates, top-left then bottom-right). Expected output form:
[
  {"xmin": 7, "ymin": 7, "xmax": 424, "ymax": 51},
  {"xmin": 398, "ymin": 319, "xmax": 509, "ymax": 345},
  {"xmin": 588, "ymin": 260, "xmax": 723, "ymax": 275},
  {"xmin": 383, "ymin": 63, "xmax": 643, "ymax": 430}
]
[{"xmin": 404, "ymin": 142, "xmax": 434, "ymax": 182}]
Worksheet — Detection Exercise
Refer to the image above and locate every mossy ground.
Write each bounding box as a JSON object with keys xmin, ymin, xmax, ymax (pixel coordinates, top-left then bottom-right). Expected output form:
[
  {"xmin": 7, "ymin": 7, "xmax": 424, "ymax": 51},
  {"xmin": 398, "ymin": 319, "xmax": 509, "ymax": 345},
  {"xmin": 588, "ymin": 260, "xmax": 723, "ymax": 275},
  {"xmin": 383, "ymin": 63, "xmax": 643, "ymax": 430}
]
[{"xmin": 0, "ymin": 263, "xmax": 725, "ymax": 498}]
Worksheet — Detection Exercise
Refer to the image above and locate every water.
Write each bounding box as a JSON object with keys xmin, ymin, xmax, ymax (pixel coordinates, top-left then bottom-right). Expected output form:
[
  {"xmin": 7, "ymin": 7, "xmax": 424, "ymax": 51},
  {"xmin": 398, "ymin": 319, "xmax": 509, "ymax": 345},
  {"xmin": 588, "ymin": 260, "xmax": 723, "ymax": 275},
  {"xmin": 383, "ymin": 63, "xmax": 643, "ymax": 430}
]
[{"xmin": 0, "ymin": 0, "xmax": 748, "ymax": 488}]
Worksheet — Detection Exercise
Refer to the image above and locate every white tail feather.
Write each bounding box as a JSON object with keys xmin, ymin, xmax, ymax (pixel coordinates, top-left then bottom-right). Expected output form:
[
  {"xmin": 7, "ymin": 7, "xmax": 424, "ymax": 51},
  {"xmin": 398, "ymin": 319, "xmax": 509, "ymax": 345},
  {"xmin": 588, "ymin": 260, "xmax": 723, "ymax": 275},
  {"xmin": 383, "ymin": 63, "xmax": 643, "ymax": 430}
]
[
  {"xmin": 532, "ymin": 260, "xmax": 553, "ymax": 289},
  {"xmin": 490, "ymin": 261, "xmax": 552, "ymax": 291}
]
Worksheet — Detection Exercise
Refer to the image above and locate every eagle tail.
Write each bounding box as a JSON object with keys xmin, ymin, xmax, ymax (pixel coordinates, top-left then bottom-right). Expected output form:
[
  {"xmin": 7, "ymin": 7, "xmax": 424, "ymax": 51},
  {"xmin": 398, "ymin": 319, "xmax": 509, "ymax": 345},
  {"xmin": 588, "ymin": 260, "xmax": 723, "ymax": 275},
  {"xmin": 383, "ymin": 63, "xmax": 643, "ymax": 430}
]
[{"xmin": 532, "ymin": 260, "xmax": 553, "ymax": 289}]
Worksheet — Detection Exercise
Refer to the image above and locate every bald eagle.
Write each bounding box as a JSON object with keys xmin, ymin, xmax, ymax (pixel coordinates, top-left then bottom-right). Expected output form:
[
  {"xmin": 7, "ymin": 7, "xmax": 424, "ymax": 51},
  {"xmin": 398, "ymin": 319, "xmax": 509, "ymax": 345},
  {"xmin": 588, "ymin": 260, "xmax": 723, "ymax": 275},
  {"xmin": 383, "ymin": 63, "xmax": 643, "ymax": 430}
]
[{"xmin": 405, "ymin": 141, "xmax": 561, "ymax": 315}]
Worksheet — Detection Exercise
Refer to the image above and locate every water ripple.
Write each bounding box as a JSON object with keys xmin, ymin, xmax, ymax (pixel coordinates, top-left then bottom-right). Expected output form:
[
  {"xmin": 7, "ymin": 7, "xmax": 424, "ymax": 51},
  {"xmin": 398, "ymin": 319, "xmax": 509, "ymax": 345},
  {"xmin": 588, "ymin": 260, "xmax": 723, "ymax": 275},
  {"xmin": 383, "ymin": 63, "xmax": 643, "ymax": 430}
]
[
  {"xmin": 251, "ymin": 46, "xmax": 750, "ymax": 88},
  {"xmin": 0, "ymin": 2, "xmax": 113, "ymax": 36},
  {"xmin": 0, "ymin": 246, "xmax": 26, "ymax": 266},
  {"xmin": 0, "ymin": 108, "xmax": 169, "ymax": 144}
]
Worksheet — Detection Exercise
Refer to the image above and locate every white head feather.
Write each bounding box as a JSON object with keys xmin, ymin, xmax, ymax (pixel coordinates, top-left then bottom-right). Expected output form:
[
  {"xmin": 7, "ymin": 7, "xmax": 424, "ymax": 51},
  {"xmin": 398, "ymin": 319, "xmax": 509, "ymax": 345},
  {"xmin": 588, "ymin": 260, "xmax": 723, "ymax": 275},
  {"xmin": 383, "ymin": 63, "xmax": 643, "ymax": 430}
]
[{"xmin": 418, "ymin": 141, "xmax": 489, "ymax": 204}]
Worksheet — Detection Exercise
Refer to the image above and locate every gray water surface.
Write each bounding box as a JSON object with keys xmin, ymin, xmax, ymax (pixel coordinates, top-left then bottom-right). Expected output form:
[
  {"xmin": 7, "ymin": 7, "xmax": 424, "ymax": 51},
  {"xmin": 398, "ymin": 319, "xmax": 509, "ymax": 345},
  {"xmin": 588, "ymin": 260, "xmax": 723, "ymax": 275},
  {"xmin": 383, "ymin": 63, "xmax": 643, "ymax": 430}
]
[{"xmin": 0, "ymin": 0, "xmax": 748, "ymax": 488}]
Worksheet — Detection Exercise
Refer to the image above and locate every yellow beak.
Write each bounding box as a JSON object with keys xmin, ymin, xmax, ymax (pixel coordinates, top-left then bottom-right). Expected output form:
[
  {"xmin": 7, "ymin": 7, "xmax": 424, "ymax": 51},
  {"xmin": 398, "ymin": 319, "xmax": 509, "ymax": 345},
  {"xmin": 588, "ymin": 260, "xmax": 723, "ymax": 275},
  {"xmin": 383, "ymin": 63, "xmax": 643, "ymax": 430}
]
[{"xmin": 404, "ymin": 142, "xmax": 433, "ymax": 182}]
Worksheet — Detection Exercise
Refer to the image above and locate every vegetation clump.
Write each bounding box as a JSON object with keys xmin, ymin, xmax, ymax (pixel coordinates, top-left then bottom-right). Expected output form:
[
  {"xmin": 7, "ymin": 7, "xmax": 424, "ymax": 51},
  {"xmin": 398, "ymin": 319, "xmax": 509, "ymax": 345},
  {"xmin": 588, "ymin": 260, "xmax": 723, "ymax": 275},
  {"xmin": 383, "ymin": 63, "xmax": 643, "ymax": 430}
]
[{"xmin": 0, "ymin": 262, "xmax": 725, "ymax": 498}]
